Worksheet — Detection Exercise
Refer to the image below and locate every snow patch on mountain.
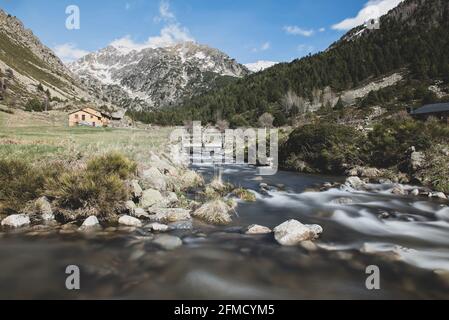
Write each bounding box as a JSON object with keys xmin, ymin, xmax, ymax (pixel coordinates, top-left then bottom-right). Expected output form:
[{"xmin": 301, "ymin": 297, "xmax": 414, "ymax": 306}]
[{"xmin": 245, "ymin": 61, "xmax": 278, "ymax": 72}]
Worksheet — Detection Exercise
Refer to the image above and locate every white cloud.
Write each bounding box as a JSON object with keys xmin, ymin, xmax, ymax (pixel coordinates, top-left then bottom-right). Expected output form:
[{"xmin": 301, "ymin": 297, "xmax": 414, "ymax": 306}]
[
  {"xmin": 112, "ymin": 0, "xmax": 194, "ymax": 54},
  {"xmin": 53, "ymin": 43, "xmax": 89, "ymax": 63},
  {"xmin": 251, "ymin": 42, "xmax": 271, "ymax": 53},
  {"xmin": 283, "ymin": 26, "xmax": 314, "ymax": 37},
  {"xmin": 332, "ymin": 0, "xmax": 404, "ymax": 31},
  {"xmin": 319, "ymin": 27, "xmax": 326, "ymax": 32},
  {"xmin": 111, "ymin": 24, "xmax": 194, "ymax": 54}
]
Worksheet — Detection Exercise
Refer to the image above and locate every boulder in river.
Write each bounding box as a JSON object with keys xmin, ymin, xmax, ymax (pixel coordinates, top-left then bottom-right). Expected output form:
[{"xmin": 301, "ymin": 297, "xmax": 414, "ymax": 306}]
[
  {"xmin": 153, "ymin": 235, "xmax": 183, "ymax": 250},
  {"xmin": 345, "ymin": 177, "xmax": 365, "ymax": 190},
  {"xmin": 1, "ymin": 214, "xmax": 30, "ymax": 228},
  {"xmin": 128, "ymin": 180, "xmax": 143, "ymax": 199},
  {"xmin": 119, "ymin": 215, "xmax": 142, "ymax": 227},
  {"xmin": 273, "ymin": 220, "xmax": 323, "ymax": 246},
  {"xmin": 146, "ymin": 222, "xmax": 169, "ymax": 232}
]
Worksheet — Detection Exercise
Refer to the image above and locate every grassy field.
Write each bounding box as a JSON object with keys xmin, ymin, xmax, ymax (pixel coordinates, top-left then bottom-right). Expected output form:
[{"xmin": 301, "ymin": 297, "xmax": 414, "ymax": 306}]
[{"xmin": 0, "ymin": 109, "xmax": 174, "ymax": 164}]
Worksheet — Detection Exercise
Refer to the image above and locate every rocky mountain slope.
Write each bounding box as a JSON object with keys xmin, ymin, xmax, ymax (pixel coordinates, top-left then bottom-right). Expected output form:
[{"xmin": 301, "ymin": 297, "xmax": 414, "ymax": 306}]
[
  {"xmin": 69, "ymin": 42, "xmax": 250, "ymax": 111},
  {"xmin": 148, "ymin": 0, "xmax": 449, "ymax": 126},
  {"xmin": 0, "ymin": 9, "xmax": 90, "ymax": 107}
]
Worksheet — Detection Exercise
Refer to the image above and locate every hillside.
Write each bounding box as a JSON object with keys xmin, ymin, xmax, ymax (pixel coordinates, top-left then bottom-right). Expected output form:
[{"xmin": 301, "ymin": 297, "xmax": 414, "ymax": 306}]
[
  {"xmin": 0, "ymin": 9, "xmax": 92, "ymax": 108},
  {"xmin": 139, "ymin": 0, "xmax": 449, "ymax": 126}
]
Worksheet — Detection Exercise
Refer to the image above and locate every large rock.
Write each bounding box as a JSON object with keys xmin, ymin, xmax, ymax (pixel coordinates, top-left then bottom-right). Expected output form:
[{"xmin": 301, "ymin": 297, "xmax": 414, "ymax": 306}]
[
  {"xmin": 273, "ymin": 220, "xmax": 323, "ymax": 246},
  {"xmin": 193, "ymin": 200, "xmax": 233, "ymax": 225},
  {"xmin": 140, "ymin": 189, "xmax": 165, "ymax": 208},
  {"xmin": 146, "ymin": 222, "xmax": 169, "ymax": 232},
  {"xmin": 246, "ymin": 224, "xmax": 272, "ymax": 235},
  {"xmin": 149, "ymin": 153, "xmax": 178, "ymax": 176},
  {"xmin": 125, "ymin": 200, "xmax": 137, "ymax": 213},
  {"xmin": 118, "ymin": 215, "xmax": 142, "ymax": 227},
  {"xmin": 35, "ymin": 196, "xmax": 54, "ymax": 221},
  {"xmin": 1, "ymin": 214, "xmax": 30, "ymax": 228},
  {"xmin": 345, "ymin": 177, "xmax": 366, "ymax": 190},
  {"xmin": 140, "ymin": 167, "xmax": 168, "ymax": 191},
  {"xmin": 153, "ymin": 235, "xmax": 183, "ymax": 250},
  {"xmin": 147, "ymin": 208, "xmax": 191, "ymax": 223},
  {"xmin": 431, "ymin": 192, "xmax": 447, "ymax": 200}
]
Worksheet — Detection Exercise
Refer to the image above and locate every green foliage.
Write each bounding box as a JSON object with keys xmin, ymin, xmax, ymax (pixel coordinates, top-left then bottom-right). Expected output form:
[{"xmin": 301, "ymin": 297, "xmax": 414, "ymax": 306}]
[
  {"xmin": 86, "ymin": 152, "xmax": 137, "ymax": 180},
  {"xmin": 25, "ymin": 98, "xmax": 45, "ymax": 112},
  {"xmin": 0, "ymin": 159, "xmax": 46, "ymax": 212},
  {"xmin": 281, "ymin": 122, "xmax": 363, "ymax": 173},
  {"xmin": 366, "ymin": 116, "xmax": 449, "ymax": 167}
]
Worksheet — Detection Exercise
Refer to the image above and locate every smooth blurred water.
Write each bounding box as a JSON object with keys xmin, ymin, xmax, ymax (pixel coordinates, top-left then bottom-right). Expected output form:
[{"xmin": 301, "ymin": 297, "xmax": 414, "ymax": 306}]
[{"xmin": 0, "ymin": 165, "xmax": 448, "ymax": 299}]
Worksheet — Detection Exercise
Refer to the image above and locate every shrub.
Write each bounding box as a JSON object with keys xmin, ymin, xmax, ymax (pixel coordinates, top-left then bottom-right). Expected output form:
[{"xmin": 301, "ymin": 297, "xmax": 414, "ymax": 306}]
[
  {"xmin": 86, "ymin": 152, "xmax": 137, "ymax": 180},
  {"xmin": 25, "ymin": 98, "xmax": 44, "ymax": 112},
  {"xmin": 0, "ymin": 159, "xmax": 45, "ymax": 212},
  {"xmin": 281, "ymin": 122, "xmax": 363, "ymax": 173}
]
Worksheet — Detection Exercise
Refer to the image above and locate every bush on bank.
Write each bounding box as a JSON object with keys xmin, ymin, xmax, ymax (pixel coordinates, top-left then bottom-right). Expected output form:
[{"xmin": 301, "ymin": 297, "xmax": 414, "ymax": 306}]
[{"xmin": 0, "ymin": 152, "xmax": 137, "ymax": 217}]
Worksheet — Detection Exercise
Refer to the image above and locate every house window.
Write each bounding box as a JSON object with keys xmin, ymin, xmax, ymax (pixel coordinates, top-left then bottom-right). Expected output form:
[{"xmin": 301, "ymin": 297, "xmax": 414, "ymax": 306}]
[
  {"xmin": 91, "ymin": 115, "xmax": 94, "ymax": 119},
  {"xmin": 98, "ymin": 117, "xmax": 101, "ymax": 121},
  {"xmin": 82, "ymin": 115, "xmax": 85, "ymax": 121},
  {"xmin": 93, "ymin": 122, "xmax": 96, "ymax": 127},
  {"xmin": 75, "ymin": 114, "xmax": 79, "ymax": 119}
]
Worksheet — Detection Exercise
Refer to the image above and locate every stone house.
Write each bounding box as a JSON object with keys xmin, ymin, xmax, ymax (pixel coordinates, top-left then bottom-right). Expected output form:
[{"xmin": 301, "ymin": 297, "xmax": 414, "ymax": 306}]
[{"xmin": 69, "ymin": 107, "xmax": 111, "ymax": 127}]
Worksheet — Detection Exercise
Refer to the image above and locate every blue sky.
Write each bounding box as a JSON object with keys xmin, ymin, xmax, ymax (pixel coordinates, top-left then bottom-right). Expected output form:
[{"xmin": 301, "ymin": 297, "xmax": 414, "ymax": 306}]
[{"xmin": 0, "ymin": 0, "xmax": 403, "ymax": 64}]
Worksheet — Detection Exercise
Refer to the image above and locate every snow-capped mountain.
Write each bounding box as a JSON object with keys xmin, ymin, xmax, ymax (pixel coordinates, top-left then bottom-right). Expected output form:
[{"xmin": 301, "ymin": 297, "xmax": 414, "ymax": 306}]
[
  {"xmin": 69, "ymin": 41, "xmax": 251, "ymax": 110},
  {"xmin": 244, "ymin": 61, "xmax": 278, "ymax": 72}
]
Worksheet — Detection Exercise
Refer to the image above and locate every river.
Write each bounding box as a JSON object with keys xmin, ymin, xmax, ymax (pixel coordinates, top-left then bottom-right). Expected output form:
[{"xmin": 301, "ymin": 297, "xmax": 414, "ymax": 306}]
[{"xmin": 0, "ymin": 165, "xmax": 448, "ymax": 299}]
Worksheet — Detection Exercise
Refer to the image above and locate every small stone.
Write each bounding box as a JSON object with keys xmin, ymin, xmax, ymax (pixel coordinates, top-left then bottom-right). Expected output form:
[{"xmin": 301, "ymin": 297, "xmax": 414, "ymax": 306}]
[
  {"xmin": 148, "ymin": 208, "xmax": 191, "ymax": 223},
  {"xmin": 410, "ymin": 189, "xmax": 420, "ymax": 196},
  {"xmin": 146, "ymin": 222, "xmax": 169, "ymax": 232},
  {"xmin": 119, "ymin": 215, "xmax": 142, "ymax": 227},
  {"xmin": 133, "ymin": 208, "xmax": 150, "ymax": 219},
  {"xmin": 129, "ymin": 180, "xmax": 143, "ymax": 198},
  {"xmin": 1, "ymin": 214, "xmax": 30, "ymax": 228},
  {"xmin": 125, "ymin": 200, "xmax": 137, "ymax": 212},
  {"xmin": 169, "ymin": 220, "xmax": 193, "ymax": 230},
  {"xmin": 246, "ymin": 224, "xmax": 272, "ymax": 235},
  {"xmin": 79, "ymin": 216, "xmax": 100, "ymax": 231},
  {"xmin": 153, "ymin": 235, "xmax": 183, "ymax": 250}
]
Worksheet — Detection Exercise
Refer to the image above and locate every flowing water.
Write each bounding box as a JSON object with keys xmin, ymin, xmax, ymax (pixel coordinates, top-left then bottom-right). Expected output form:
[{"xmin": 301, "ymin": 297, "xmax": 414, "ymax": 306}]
[{"xmin": 0, "ymin": 165, "xmax": 448, "ymax": 299}]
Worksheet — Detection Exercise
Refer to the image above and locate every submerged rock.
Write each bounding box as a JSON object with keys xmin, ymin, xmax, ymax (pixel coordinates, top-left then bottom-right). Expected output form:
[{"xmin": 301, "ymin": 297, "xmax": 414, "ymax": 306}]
[
  {"xmin": 153, "ymin": 235, "xmax": 183, "ymax": 250},
  {"xmin": 246, "ymin": 224, "xmax": 272, "ymax": 235},
  {"xmin": 119, "ymin": 215, "xmax": 142, "ymax": 227},
  {"xmin": 273, "ymin": 220, "xmax": 323, "ymax": 246},
  {"xmin": 147, "ymin": 208, "xmax": 191, "ymax": 223},
  {"xmin": 1, "ymin": 214, "xmax": 30, "ymax": 228}
]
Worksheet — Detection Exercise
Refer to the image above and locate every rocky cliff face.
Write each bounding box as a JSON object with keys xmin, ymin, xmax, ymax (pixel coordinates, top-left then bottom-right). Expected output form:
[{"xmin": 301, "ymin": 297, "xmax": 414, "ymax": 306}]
[
  {"xmin": 69, "ymin": 42, "xmax": 250, "ymax": 110},
  {"xmin": 0, "ymin": 9, "xmax": 90, "ymax": 106}
]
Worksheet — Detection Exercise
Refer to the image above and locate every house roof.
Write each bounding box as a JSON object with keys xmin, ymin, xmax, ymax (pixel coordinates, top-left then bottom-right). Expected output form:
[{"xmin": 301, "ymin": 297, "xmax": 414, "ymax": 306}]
[
  {"xmin": 69, "ymin": 107, "xmax": 110, "ymax": 119},
  {"xmin": 411, "ymin": 103, "xmax": 449, "ymax": 115}
]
